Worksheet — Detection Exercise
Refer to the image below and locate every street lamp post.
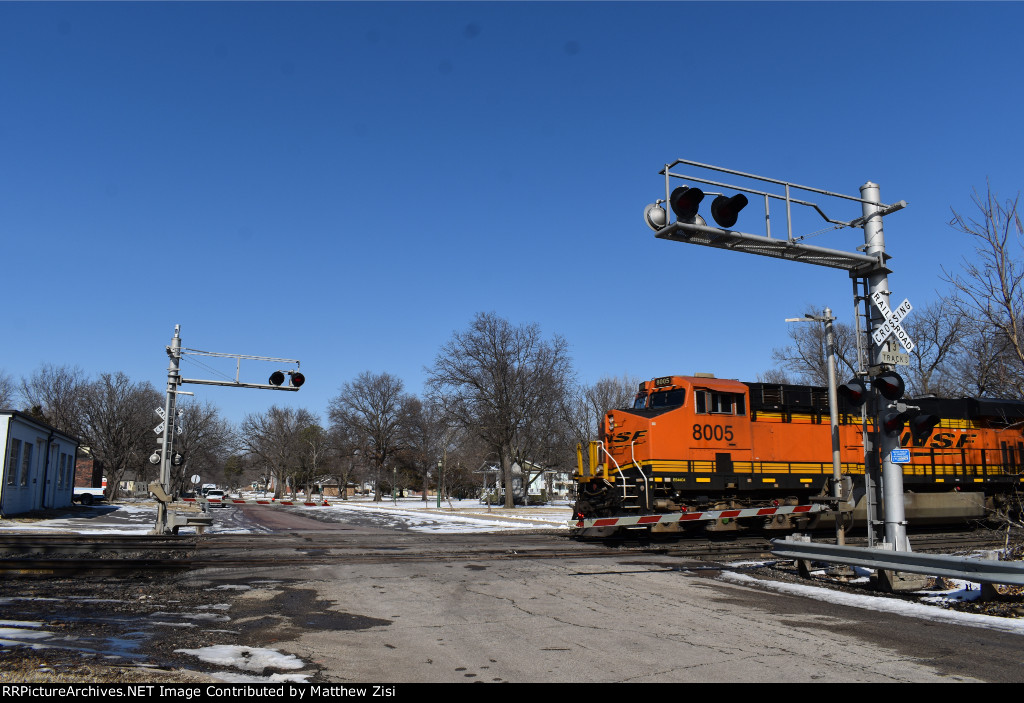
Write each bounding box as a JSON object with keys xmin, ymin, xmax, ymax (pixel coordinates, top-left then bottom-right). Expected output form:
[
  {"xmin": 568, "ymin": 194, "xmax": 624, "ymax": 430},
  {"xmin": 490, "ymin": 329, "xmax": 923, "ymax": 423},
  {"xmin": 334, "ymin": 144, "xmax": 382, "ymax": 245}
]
[{"xmin": 786, "ymin": 307, "xmax": 846, "ymax": 547}]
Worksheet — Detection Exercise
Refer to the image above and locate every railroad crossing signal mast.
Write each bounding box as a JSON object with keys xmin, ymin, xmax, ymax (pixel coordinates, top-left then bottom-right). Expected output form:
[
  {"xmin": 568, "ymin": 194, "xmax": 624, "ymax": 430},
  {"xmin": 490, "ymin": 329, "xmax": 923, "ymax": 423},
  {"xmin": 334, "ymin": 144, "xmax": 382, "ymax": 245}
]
[
  {"xmin": 150, "ymin": 324, "xmax": 304, "ymax": 535},
  {"xmin": 644, "ymin": 159, "xmax": 916, "ymax": 551}
]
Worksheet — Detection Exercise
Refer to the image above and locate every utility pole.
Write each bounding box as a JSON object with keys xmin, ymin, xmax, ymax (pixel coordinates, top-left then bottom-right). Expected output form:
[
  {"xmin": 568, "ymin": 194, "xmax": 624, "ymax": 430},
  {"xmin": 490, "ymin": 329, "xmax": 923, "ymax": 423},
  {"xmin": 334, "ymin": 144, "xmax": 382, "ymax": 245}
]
[{"xmin": 785, "ymin": 308, "xmax": 847, "ymax": 546}]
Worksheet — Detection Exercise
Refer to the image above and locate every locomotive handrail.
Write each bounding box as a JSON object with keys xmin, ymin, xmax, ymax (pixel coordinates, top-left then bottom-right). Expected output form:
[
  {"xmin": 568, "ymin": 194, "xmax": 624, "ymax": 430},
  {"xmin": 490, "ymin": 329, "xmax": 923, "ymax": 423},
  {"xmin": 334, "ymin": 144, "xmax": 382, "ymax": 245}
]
[
  {"xmin": 631, "ymin": 438, "xmax": 649, "ymax": 506},
  {"xmin": 595, "ymin": 441, "xmax": 630, "ymax": 501}
]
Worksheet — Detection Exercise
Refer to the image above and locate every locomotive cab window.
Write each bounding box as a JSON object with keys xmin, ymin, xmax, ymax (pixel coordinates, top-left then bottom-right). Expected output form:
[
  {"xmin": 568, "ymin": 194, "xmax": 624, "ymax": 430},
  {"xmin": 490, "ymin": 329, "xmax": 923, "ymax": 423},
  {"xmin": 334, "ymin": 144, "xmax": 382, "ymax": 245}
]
[
  {"xmin": 633, "ymin": 394, "xmax": 647, "ymax": 409},
  {"xmin": 695, "ymin": 390, "xmax": 746, "ymax": 415},
  {"xmin": 649, "ymin": 389, "xmax": 686, "ymax": 409}
]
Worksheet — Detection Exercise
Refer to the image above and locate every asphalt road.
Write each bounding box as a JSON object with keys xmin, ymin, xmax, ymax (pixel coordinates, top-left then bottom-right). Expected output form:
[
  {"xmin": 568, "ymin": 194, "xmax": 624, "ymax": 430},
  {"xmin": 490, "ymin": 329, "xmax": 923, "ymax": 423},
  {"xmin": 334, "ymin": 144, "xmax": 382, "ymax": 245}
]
[
  {"xmin": 176, "ymin": 505, "xmax": 1024, "ymax": 683},
  {"xmin": 3, "ymin": 504, "xmax": 1021, "ymax": 683}
]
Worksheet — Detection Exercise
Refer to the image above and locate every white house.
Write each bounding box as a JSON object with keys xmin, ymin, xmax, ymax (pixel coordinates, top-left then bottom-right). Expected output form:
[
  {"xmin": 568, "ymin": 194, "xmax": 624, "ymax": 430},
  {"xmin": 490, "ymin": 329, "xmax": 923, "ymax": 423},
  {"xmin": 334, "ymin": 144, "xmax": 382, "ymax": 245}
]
[
  {"xmin": 477, "ymin": 460, "xmax": 573, "ymax": 502},
  {"xmin": 1, "ymin": 410, "xmax": 80, "ymax": 515}
]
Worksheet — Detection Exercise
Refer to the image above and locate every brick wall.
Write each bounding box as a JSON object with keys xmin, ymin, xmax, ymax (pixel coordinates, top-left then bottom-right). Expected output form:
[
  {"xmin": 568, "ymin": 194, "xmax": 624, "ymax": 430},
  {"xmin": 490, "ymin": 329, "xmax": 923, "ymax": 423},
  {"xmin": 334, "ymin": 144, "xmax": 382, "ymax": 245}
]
[{"xmin": 74, "ymin": 455, "xmax": 104, "ymax": 488}]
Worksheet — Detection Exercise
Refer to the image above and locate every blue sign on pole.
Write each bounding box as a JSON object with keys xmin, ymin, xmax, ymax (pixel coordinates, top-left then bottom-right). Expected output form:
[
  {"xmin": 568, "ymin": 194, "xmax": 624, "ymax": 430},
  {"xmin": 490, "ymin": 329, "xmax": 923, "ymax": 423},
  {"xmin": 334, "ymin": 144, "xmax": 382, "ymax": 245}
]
[{"xmin": 890, "ymin": 448, "xmax": 911, "ymax": 464}]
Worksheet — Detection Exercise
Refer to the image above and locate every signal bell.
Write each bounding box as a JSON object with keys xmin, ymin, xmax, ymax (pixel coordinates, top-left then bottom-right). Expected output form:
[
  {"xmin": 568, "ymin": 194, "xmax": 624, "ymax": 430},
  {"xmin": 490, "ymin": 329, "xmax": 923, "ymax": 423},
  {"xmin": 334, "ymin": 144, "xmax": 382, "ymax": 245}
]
[{"xmin": 643, "ymin": 203, "xmax": 667, "ymax": 232}]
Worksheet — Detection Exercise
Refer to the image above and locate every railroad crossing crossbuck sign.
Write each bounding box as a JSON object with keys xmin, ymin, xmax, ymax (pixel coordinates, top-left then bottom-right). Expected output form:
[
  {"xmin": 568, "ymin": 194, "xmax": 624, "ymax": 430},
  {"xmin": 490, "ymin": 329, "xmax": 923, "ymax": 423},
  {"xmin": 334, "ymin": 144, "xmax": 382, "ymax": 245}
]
[{"xmin": 871, "ymin": 291, "xmax": 914, "ymax": 360}]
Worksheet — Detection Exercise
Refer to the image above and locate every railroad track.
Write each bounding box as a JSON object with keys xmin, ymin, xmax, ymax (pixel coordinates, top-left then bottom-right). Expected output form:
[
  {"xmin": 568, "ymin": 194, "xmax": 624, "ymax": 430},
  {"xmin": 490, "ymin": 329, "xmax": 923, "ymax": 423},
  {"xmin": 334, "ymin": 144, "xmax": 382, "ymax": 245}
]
[{"xmin": 0, "ymin": 528, "xmax": 1005, "ymax": 575}]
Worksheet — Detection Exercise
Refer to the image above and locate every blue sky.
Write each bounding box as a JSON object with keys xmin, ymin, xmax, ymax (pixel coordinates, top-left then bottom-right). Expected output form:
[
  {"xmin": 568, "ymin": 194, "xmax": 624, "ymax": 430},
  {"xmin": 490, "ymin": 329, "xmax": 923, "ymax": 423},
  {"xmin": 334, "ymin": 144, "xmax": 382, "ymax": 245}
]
[{"xmin": 3, "ymin": 1, "xmax": 1022, "ymax": 426}]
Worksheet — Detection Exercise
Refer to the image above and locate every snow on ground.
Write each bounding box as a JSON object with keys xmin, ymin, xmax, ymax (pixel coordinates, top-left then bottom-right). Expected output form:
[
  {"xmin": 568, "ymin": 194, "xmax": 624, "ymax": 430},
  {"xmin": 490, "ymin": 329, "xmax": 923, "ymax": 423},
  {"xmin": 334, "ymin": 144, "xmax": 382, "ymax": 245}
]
[
  {"xmin": 0, "ymin": 496, "xmax": 572, "ymax": 535},
  {"xmin": 173, "ymin": 645, "xmax": 310, "ymax": 683},
  {"xmin": 718, "ymin": 570, "xmax": 1024, "ymax": 636}
]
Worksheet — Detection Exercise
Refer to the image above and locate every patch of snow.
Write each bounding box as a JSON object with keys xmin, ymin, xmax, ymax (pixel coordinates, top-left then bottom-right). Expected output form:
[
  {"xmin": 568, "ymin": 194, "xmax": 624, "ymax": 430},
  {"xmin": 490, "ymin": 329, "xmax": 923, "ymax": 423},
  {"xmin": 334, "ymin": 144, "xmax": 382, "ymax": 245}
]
[
  {"xmin": 174, "ymin": 644, "xmax": 309, "ymax": 680},
  {"xmin": 720, "ymin": 571, "xmax": 1024, "ymax": 636}
]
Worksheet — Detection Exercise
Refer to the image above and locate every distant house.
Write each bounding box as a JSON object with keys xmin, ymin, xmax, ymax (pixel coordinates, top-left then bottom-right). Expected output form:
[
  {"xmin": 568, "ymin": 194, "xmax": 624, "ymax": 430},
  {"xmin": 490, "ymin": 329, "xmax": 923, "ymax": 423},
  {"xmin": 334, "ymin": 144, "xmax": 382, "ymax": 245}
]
[
  {"xmin": 1, "ymin": 410, "xmax": 80, "ymax": 515},
  {"xmin": 477, "ymin": 460, "xmax": 573, "ymax": 503}
]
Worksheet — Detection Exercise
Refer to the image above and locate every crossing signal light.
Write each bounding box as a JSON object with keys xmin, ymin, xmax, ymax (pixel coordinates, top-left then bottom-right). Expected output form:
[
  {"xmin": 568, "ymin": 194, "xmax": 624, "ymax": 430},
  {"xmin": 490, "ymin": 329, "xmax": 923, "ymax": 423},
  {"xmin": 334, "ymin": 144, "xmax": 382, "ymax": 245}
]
[
  {"xmin": 881, "ymin": 409, "xmax": 911, "ymax": 436},
  {"xmin": 669, "ymin": 187, "xmax": 749, "ymax": 229},
  {"xmin": 874, "ymin": 371, "xmax": 905, "ymax": 401},
  {"xmin": 669, "ymin": 186, "xmax": 705, "ymax": 224},
  {"xmin": 270, "ymin": 370, "xmax": 304, "ymax": 388},
  {"xmin": 838, "ymin": 378, "xmax": 868, "ymax": 408},
  {"xmin": 909, "ymin": 413, "xmax": 941, "ymax": 442},
  {"xmin": 710, "ymin": 194, "xmax": 749, "ymax": 229}
]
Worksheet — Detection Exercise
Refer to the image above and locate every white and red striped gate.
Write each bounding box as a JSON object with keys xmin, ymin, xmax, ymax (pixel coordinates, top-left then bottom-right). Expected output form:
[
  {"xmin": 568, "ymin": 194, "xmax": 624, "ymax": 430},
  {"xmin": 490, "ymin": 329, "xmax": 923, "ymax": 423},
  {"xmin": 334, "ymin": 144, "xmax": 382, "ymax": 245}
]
[{"xmin": 570, "ymin": 503, "xmax": 826, "ymax": 530}]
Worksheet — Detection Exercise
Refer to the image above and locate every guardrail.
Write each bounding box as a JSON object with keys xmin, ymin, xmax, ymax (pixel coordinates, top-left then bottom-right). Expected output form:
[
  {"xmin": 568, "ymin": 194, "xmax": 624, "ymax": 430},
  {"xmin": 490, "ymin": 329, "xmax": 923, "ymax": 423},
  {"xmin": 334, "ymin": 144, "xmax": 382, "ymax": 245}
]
[{"xmin": 770, "ymin": 538, "xmax": 1024, "ymax": 586}]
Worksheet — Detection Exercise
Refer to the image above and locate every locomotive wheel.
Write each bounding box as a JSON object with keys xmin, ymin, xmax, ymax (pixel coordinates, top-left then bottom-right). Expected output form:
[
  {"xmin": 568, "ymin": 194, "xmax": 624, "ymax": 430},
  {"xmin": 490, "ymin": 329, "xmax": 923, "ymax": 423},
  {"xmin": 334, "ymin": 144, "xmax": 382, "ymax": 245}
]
[{"xmin": 570, "ymin": 498, "xmax": 621, "ymax": 539}]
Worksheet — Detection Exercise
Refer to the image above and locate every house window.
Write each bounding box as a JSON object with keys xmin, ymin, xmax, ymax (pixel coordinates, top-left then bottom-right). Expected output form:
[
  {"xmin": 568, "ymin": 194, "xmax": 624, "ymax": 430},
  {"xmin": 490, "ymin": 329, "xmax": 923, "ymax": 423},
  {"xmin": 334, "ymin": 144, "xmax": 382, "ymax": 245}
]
[
  {"xmin": 20, "ymin": 443, "xmax": 33, "ymax": 486},
  {"xmin": 7, "ymin": 439, "xmax": 20, "ymax": 486}
]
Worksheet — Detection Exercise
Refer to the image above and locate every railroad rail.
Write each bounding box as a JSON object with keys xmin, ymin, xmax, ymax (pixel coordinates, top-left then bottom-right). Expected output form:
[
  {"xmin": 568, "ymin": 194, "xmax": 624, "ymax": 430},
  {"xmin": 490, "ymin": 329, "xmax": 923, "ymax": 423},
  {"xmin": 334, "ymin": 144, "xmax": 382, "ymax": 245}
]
[{"xmin": 0, "ymin": 530, "xmax": 1006, "ymax": 576}]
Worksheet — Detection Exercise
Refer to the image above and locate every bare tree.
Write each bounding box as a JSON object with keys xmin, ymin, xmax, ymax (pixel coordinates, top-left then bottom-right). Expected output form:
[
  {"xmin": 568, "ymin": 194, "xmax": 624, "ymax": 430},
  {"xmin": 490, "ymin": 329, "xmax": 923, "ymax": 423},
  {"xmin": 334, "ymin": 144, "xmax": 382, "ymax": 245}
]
[
  {"xmin": 19, "ymin": 364, "xmax": 88, "ymax": 436},
  {"xmin": 78, "ymin": 372, "xmax": 162, "ymax": 500},
  {"xmin": 0, "ymin": 370, "xmax": 15, "ymax": 408},
  {"xmin": 328, "ymin": 371, "xmax": 414, "ymax": 502},
  {"xmin": 297, "ymin": 422, "xmax": 330, "ymax": 497},
  {"xmin": 399, "ymin": 396, "xmax": 448, "ymax": 504},
  {"xmin": 324, "ymin": 422, "xmax": 362, "ymax": 500},
  {"xmin": 240, "ymin": 406, "xmax": 316, "ymax": 498},
  {"xmin": 427, "ymin": 312, "xmax": 573, "ymax": 508},
  {"xmin": 564, "ymin": 374, "xmax": 639, "ymax": 473},
  {"xmin": 169, "ymin": 399, "xmax": 235, "ymax": 496},
  {"xmin": 942, "ymin": 182, "xmax": 1024, "ymax": 371},
  {"xmin": 769, "ymin": 313, "xmax": 858, "ymax": 386},
  {"xmin": 945, "ymin": 318, "xmax": 1023, "ymax": 398},
  {"xmin": 756, "ymin": 368, "xmax": 794, "ymax": 384},
  {"xmin": 901, "ymin": 300, "xmax": 968, "ymax": 397}
]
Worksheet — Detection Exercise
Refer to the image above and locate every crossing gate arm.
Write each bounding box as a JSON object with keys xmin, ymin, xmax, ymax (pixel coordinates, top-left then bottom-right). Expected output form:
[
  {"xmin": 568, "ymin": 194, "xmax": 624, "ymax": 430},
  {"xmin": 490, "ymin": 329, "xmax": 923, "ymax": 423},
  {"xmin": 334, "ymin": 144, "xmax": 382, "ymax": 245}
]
[
  {"xmin": 570, "ymin": 503, "xmax": 826, "ymax": 530},
  {"xmin": 184, "ymin": 497, "xmax": 338, "ymax": 507}
]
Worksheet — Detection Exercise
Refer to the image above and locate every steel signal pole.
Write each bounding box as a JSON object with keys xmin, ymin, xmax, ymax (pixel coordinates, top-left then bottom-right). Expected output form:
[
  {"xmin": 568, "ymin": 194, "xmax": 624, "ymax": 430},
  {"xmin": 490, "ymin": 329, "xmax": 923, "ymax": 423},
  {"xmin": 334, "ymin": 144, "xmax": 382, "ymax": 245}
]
[
  {"xmin": 860, "ymin": 182, "xmax": 910, "ymax": 552},
  {"xmin": 150, "ymin": 325, "xmax": 304, "ymax": 535},
  {"xmin": 647, "ymin": 161, "xmax": 910, "ymax": 550},
  {"xmin": 153, "ymin": 326, "xmax": 183, "ymax": 536}
]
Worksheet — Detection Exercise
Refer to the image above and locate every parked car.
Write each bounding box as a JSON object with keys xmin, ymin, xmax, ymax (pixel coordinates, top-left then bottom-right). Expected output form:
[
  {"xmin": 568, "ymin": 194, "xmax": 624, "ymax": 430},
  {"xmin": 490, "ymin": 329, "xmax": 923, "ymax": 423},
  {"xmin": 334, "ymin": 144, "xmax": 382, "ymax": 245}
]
[
  {"xmin": 205, "ymin": 489, "xmax": 228, "ymax": 507},
  {"xmin": 73, "ymin": 487, "xmax": 106, "ymax": 505}
]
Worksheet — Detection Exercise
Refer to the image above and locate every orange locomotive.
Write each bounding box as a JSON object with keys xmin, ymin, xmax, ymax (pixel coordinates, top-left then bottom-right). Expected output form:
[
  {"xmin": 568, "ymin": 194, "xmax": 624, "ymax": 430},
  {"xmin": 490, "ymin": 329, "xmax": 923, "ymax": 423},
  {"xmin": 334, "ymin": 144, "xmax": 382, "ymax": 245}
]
[{"xmin": 572, "ymin": 374, "xmax": 1024, "ymax": 534}]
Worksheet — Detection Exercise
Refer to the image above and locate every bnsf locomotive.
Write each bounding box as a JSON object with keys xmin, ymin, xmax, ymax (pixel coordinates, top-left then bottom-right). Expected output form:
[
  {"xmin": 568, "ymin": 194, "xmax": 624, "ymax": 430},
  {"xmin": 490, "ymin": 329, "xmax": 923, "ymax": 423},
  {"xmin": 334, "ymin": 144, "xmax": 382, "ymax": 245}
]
[{"xmin": 572, "ymin": 374, "xmax": 1024, "ymax": 535}]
